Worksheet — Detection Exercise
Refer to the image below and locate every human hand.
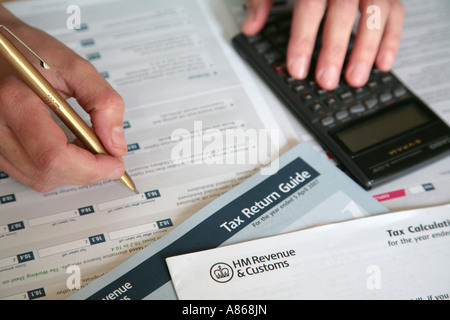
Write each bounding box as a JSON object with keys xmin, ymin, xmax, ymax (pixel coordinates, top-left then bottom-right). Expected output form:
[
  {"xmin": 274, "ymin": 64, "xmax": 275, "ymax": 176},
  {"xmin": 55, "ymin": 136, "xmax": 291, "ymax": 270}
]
[
  {"xmin": 0, "ymin": 7, "xmax": 127, "ymax": 192},
  {"xmin": 242, "ymin": 0, "xmax": 404, "ymax": 90}
]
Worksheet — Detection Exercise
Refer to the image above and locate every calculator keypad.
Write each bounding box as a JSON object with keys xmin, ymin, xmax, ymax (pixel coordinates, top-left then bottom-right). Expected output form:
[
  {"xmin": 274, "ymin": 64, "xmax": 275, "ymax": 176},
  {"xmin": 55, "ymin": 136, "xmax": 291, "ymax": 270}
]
[{"xmin": 246, "ymin": 15, "xmax": 411, "ymax": 129}]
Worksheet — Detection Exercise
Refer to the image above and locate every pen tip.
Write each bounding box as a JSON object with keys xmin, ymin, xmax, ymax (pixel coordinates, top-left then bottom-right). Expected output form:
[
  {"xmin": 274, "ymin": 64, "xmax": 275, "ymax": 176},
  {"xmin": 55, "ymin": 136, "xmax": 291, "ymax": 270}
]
[{"xmin": 134, "ymin": 189, "xmax": 140, "ymax": 194}]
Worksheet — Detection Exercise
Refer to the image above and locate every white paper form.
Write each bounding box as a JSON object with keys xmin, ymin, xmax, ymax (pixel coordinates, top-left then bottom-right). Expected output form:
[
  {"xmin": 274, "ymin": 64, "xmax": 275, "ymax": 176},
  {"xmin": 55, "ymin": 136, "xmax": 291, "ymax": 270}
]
[
  {"xmin": 167, "ymin": 204, "xmax": 450, "ymax": 300},
  {"xmin": 69, "ymin": 143, "xmax": 387, "ymax": 300},
  {"xmin": 368, "ymin": 0, "xmax": 450, "ymax": 211},
  {"xmin": 0, "ymin": 0, "xmax": 287, "ymax": 300}
]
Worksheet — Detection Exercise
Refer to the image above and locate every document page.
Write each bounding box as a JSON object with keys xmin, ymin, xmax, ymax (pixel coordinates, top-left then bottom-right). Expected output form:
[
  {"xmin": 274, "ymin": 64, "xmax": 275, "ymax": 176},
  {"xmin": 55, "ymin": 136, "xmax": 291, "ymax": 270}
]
[
  {"xmin": 69, "ymin": 143, "xmax": 387, "ymax": 300},
  {"xmin": 167, "ymin": 204, "xmax": 450, "ymax": 300},
  {"xmin": 368, "ymin": 0, "xmax": 450, "ymax": 211},
  {"xmin": 0, "ymin": 0, "xmax": 286, "ymax": 300}
]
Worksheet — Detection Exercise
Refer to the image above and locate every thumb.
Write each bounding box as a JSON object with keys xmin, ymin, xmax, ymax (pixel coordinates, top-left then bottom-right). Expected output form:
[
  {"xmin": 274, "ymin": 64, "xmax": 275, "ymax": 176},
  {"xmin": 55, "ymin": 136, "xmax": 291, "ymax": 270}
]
[{"xmin": 56, "ymin": 58, "xmax": 128, "ymax": 157}]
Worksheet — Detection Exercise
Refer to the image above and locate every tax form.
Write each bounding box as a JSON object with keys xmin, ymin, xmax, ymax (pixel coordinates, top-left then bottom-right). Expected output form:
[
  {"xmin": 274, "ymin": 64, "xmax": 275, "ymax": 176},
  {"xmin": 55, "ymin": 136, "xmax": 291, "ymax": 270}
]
[
  {"xmin": 0, "ymin": 0, "xmax": 289, "ymax": 300},
  {"xmin": 167, "ymin": 204, "xmax": 450, "ymax": 300}
]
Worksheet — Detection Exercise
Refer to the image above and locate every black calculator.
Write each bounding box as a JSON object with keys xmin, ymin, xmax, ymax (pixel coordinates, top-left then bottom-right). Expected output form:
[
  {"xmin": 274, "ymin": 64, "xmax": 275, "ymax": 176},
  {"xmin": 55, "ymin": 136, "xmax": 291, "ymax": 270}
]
[{"xmin": 233, "ymin": 13, "xmax": 450, "ymax": 189}]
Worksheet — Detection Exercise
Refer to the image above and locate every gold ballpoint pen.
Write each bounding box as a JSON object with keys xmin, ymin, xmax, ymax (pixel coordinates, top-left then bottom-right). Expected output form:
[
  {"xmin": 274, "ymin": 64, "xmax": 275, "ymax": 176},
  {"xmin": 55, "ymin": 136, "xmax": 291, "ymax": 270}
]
[{"xmin": 0, "ymin": 25, "xmax": 139, "ymax": 194}]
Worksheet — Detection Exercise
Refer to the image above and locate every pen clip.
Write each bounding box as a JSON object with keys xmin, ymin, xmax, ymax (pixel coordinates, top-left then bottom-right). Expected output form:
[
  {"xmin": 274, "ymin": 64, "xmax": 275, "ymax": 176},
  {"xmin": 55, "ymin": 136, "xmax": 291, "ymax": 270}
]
[{"xmin": 0, "ymin": 25, "xmax": 50, "ymax": 69}]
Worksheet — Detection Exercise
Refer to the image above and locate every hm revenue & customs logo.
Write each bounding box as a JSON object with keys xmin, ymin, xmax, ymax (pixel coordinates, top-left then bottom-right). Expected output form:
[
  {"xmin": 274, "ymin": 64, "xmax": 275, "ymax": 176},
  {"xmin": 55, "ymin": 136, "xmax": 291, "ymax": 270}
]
[{"xmin": 210, "ymin": 262, "xmax": 233, "ymax": 283}]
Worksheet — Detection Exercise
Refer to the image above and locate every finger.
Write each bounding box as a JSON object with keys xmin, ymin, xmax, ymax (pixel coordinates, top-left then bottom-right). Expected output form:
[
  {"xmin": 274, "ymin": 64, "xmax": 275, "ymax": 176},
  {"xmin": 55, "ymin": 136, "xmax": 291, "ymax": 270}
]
[
  {"xmin": 0, "ymin": 79, "xmax": 42, "ymax": 181},
  {"xmin": 375, "ymin": 0, "xmax": 405, "ymax": 71},
  {"xmin": 1, "ymin": 78, "xmax": 125, "ymax": 192},
  {"xmin": 345, "ymin": 0, "xmax": 390, "ymax": 87},
  {"xmin": 242, "ymin": 0, "xmax": 274, "ymax": 35},
  {"xmin": 0, "ymin": 152, "xmax": 38, "ymax": 190},
  {"xmin": 315, "ymin": 0, "xmax": 359, "ymax": 90},
  {"xmin": 0, "ymin": 125, "xmax": 38, "ymax": 188},
  {"xmin": 52, "ymin": 56, "xmax": 127, "ymax": 158},
  {"xmin": 287, "ymin": 0, "xmax": 327, "ymax": 79}
]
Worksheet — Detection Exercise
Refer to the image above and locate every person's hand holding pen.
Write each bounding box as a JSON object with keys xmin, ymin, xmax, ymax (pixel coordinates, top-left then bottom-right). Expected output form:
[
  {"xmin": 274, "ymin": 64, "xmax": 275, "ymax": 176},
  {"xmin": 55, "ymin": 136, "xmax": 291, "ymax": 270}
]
[
  {"xmin": 0, "ymin": 7, "xmax": 128, "ymax": 192},
  {"xmin": 242, "ymin": 0, "xmax": 405, "ymax": 90}
]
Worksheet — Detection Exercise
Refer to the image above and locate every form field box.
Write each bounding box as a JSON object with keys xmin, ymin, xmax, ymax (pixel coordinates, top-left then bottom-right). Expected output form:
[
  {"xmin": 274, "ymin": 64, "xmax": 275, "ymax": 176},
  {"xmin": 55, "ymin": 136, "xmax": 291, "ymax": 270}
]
[
  {"xmin": 0, "ymin": 251, "xmax": 34, "ymax": 268},
  {"xmin": 108, "ymin": 218, "xmax": 173, "ymax": 240},
  {"xmin": 28, "ymin": 206, "xmax": 95, "ymax": 227},
  {"xmin": 98, "ymin": 194, "xmax": 146, "ymax": 211},
  {"xmin": 108, "ymin": 222, "xmax": 159, "ymax": 240},
  {"xmin": 37, "ymin": 234, "xmax": 105, "ymax": 258},
  {"xmin": 29, "ymin": 210, "xmax": 79, "ymax": 227},
  {"xmin": 98, "ymin": 190, "xmax": 160, "ymax": 212}
]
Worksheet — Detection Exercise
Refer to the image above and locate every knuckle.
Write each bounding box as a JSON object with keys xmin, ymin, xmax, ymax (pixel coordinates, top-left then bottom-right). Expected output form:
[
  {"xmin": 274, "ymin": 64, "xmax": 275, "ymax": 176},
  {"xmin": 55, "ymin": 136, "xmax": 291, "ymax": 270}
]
[
  {"xmin": 91, "ymin": 86, "xmax": 125, "ymax": 117},
  {"xmin": 29, "ymin": 180, "xmax": 57, "ymax": 193},
  {"xmin": 84, "ymin": 168, "xmax": 104, "ymax": 186},
  {"xmin": 69, "ymin": 55, "xmax": 93, "ymax": 72},
  {"xmin": 105, "ymin": 90, "xmax": 125, "ymax": 113},
  {"xmin": 301, "ymin": 0, "xmax": 327, "ymax": 13},
  {"xmin": 0, "ymin": 77, "xmax": 19, "ymax": 106},
  {"xmin": 289, "ymin": 36, "xmax": 316, "ymax": 53},
  {"xmin": 358, "ymin": 42, "xmax": 380, "ymax": 56},
  {"xmin": 391, "ymin": 0, "xmax": 405, "ymax": 16},
  {"xmin": 333, "ymin": 0, "xmax": 358, "ymax": 10},
  {"xmin": 321, "ymin": 43, "xmax": 348, "ymax": 60},
  {"xmin": 34, "ymin": 147, "xmax": 64, "ymax": 177}
]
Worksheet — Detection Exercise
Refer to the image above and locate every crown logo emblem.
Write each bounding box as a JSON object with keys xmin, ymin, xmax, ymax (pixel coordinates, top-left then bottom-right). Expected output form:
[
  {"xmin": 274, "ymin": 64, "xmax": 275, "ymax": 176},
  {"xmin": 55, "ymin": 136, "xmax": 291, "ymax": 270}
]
[
  {"xmin": 214, "ymin": 266, "xmax": 230, "ymax": 279},
  {"xmin": 210, "ymin": 263, "xmax": 233, "ymax": 283}
]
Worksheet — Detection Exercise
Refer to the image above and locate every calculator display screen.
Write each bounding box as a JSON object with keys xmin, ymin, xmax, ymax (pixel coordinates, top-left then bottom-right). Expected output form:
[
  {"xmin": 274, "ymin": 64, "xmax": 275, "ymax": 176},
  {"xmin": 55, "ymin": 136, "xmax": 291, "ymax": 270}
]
[{"xmin": 335, "ymin": 102, "xmax": 431, "ymax": 154}]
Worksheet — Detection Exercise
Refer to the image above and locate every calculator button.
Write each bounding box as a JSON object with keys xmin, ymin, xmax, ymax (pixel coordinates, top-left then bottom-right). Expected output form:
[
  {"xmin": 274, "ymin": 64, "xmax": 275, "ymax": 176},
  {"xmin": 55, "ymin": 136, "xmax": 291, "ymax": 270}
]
[
  {"xmin": 247, "ymin": 34, "xmax": 262, "ymax": 44},
  {"xmin": 254, "ymin": 41, "xmax": 271, "ymax": 54},
  {"xmin": 350, "ymin": 103, "xmax": 366, "ymax": 114},
  {"xmin": 316, "ymin": 88, "xmax": 327, "ymax": 95},
  {"xmin": 264, "ymin": 50, "xmax": 281, "ymax": 64},
  {"xmin": 364, "ymin": 98, "xmax": 378, "ymax": 110},
  {"xmin": 353, "ymin": 87, "xmax": 366, "ymax": 99},
  {"xmin": 294, "ymin": 84, "xmax": 307, "ymax": 94},
  {"xmin": 326, "ymin": 97, "xmax": 338, "ymax": 107},
  {"xmin": 367, "ymin": 81, "xmax": 378, "ymax": 89},
  {"xmin": 336, "ymin": 110, "xmax": 349, "ymax": 121},
  {"xmin": 270, "ymin": 34, "xmax": 288, "ymax": 46},
  {"xmin": 310, "ymin": 102, "xmax": 323, "ymax": 113},
  {"xmin": 340, "ymin": 91, "xmax": 355, "ymax": 105},
  {"xmin": 380, "ymin": 92, "xmax": 393, "ymax": 103},
  {"xmin": 286, "ymin": 76, "xmax": 298, "ymax": 85},
  {"xmin": 381, "ymin": 75, "xmax": 394, "ymax": 84},
  {"xmin": 321, "ymin": 116, "xmax": 335, "ymax": 126},
  {"xmin": 394, "ymin": 87, "xmax": 407, "ymax": 98},
  {"xmin": 302, "ymin": 93, "xmax": 314, "ymax": 104},
  {"xmin": 273, "ymin": 62, "xmax": 286, "ymax": 75},
  {"xmin": 308, "ymin": 80, "xmax": 317, "ymax": 88},
  {"xmin": 340, "ymin": 91, "xmax": 353, "ymax": 101}
]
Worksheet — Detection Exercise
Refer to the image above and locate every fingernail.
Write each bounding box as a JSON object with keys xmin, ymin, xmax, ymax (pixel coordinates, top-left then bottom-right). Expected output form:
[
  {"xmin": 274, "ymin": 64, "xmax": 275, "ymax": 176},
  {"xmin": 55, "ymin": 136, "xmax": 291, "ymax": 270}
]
[
  {"xmin": 112, "ymin": 127, "xmax": 126, "ymax": 150},
  {"xmin": 379, "ymin": 51, "xmax": 395, "ymax": 70},
  {"xmin": 289, "ymin": 57, "xmax": 309, "ymax": 79},
  {"xmin": 109, "ymin": 166, "xmax": 124, "ymax": 180},
  {"xmin": 348, "ymin": 63, "xmax": 370, "ymax": 87},
  {"xmin": 318, "ymin": 66, "xmax": 339, "ymax": 89}
]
